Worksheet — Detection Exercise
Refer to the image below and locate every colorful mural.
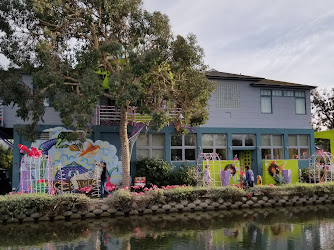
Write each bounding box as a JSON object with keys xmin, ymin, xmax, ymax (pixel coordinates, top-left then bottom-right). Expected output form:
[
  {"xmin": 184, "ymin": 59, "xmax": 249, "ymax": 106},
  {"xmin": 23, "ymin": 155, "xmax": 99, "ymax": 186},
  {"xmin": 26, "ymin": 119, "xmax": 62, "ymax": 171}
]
[
  {"xmin": 202, "ymin": 160, "xmax": 241, "ymax": 187},
  {"xmin": 30, "ymin": 127, "xmax": 122, "ymax": 190},
  {"xmin": 262, "ymin": 160, "xmax": 299, "ymax": 185}
]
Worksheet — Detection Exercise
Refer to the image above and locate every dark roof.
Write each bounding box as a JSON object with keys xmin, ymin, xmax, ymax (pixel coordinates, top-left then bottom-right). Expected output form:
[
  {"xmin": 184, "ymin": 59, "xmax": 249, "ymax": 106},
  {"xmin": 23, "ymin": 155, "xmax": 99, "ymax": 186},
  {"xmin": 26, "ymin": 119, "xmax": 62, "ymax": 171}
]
[{"xmin": 205, "ymin": 70, "xmax": 317, "ymax": 89}]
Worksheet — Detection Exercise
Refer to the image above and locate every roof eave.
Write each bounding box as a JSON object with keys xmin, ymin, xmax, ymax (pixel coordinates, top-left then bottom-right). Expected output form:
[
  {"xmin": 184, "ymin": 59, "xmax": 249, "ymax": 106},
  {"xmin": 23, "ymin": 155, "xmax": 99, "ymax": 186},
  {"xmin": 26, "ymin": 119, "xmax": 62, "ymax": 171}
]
[{"xmin": 250, "ymin": 83, "xmax": 317, "ymax": 90}]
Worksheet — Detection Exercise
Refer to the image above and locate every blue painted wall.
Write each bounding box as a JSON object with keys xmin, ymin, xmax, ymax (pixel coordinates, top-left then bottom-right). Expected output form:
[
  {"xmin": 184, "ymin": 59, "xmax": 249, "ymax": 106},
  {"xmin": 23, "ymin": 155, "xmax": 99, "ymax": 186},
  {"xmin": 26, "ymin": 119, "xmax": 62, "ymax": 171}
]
[{"xmin": 204, "ymin": 79, "xmax": 312, "ymax": 129}]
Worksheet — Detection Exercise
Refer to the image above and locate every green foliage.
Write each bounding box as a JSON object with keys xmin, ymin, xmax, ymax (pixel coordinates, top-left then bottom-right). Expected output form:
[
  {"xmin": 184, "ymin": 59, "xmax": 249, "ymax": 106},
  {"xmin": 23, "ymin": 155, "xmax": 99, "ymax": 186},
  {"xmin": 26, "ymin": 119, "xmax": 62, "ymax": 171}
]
[
  {"xmin": 311, "ymin": 88, "xmax": 334, "ymax": 130},
  {"xmin": 135, "ymin": 157, "xmax": 175, "ymax": 186},
  {"xmin": 106, "ymin": 189, "xmax": 133, "ymax": 212},
  {"xmin": 273, "ymin": 175, "xmax": 286, "ymax": 185},
  {"xmin": 0, "ymin": 193, "xmax": 90, "ymax": 219},
  {"xmin": 0, "ymin": 0, "xmax": 214, "ymax": 141},
  {"xmin": 300, "ymin": 167, "xmax": 326, "ymax": 183},
  {"xmin": 0, "ymin": 0, "xmax": 215, "ymax": 188},
  {"xmin": 207, "ymin": 186, "xmax": 245, "ymax": 201},
  {"xmin": 252, "ymin": 182, "xmax": 334, "ymax": 199},
  {"xmin": 135, "ymin": 158, "xmax": 198, "ymax": 187},
  {"xmin": 163, "ymin": 187, "xmax": 205, "ymax": 202},
  {"xmin": 0, "ymin": 143, "xmax": 12, "ymax": 169},
  {"xmin": 170, "ymin": 164, "xmax": 197, "ymax": 186}
]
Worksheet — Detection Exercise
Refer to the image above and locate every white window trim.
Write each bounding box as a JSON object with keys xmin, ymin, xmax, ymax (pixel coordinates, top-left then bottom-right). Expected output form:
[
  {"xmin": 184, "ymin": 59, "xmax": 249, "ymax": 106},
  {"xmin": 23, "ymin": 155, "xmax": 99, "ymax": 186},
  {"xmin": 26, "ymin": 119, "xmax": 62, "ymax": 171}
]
[
  {"xmin": 136, "ymin": 134, "xmax": 165, "ymax": 159},
  {"xmin": 171, "ymin": 134, "xmax": 197, "ymax": 161}
]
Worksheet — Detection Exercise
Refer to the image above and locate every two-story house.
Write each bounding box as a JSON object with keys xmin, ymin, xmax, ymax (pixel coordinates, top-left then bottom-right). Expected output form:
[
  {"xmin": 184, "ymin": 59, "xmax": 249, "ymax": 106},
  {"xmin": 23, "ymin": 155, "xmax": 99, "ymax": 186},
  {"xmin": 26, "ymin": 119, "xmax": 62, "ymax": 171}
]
[{"xmin": 4, "ymin": 70, "xmax": 316, "ymax": 188}]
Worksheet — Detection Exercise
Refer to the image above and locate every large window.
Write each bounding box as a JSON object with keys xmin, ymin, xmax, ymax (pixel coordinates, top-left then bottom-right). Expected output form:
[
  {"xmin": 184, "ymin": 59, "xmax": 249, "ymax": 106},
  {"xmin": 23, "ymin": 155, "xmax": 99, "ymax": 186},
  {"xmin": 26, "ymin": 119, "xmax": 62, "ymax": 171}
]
[
  {"xmin": 136, "ymin": 134, "xmax": 165, "ymax": 160},
  {"xmin": 202, "ymin": 134, "xmax": 227, "ymax": 160},
  {"xmin": 232, "ymin": 134, "xmax": 256, "ymax": 147},
  {"xmin": 260, "ymin": 89, "xmax": 307, "ymax": 115},
  {"xmin": 295, "ymin": 91, "xmax": 306, "ymax": 114},
  {"xmin": 171, "ymin": 134, "xmax": 197, "ymax": 161},
  {"xmin": 261, "ymin": 90, "xmax": 272, "ymax": 113},
  {"xmin": 288, "ymin": 135, "xmax": 310, "ymax": 159},
  {"xmin": 261, "ymin": 135, "xmax": 283, "ymax": 159}
]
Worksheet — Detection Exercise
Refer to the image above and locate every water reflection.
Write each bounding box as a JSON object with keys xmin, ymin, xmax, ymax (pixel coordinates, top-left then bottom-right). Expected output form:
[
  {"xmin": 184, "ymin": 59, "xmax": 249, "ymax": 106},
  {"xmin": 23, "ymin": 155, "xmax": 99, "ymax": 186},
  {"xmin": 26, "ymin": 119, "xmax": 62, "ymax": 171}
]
[{"xmin": 1, "ymin": 205, "xmax": 334, "ymax": 249}]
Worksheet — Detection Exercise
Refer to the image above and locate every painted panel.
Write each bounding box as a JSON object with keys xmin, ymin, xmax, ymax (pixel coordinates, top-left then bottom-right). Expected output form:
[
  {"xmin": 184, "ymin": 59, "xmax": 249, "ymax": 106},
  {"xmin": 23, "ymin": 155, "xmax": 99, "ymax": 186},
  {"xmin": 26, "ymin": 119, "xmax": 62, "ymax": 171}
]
[
  {"xmin": 262, "ymin": 160, "xmax": 299, "ymax": 185},
  {"xmin": 25, "ymin": 127, "xmax": 122, "ymax": 192},
  {"xmin": 201, "ymin": 160, "xmax": 241, "ymax": 187}
]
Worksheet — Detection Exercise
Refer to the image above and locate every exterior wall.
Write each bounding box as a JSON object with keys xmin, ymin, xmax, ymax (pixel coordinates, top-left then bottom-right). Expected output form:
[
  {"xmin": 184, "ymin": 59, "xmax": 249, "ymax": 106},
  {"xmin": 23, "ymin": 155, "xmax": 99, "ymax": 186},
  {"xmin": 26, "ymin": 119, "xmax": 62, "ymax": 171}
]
[
  {"xmin": 204, "ymin": 79, "xmax": 312, "ymax": 129},
  {"xmin": 2, "ymin": 74, "xmax": 63, "ymax": 128},
  {"xmin": 12, "ymin": 125, "xmax": 314, "ymax": 188}
]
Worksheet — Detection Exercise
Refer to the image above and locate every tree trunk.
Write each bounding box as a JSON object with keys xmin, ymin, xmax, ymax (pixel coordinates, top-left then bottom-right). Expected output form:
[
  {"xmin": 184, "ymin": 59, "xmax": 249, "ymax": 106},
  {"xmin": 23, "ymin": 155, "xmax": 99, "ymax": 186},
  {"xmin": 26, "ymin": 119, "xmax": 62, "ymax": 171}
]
[{"xmin": 120, "ymin": 107, "xmax": 131, "ymax": 188}]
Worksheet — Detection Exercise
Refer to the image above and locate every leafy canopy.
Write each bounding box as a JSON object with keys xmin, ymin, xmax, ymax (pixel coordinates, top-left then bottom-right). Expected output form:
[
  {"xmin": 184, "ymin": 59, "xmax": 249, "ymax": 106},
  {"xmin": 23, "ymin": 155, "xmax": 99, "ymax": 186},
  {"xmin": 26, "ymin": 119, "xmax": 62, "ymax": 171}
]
[
  {"xmin": 311, "ymin": 88, "xmax": 334, "ymax": 131},
  {"xmin": 0, "ymin": 0, "xmax": 214, "ymax": 141}
]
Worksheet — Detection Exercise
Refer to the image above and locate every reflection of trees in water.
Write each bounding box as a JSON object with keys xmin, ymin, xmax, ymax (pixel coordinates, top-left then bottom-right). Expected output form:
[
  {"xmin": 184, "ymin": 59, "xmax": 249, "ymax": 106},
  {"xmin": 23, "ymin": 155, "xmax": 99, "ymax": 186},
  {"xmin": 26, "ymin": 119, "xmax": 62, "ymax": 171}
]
[{"xmin": 2, "ymin": 205, "xmax": 334, "ymax": 249}]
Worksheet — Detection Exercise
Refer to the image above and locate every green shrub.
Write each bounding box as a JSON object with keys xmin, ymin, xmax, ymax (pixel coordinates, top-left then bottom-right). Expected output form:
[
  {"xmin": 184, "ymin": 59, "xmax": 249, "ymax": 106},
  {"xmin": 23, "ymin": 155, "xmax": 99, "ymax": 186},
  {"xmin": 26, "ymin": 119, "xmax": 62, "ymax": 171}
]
[
  {"xmin": 208, "ymin": 186, "xmax": 246, "ymax": 201},
  {"xmin": 145, "ymin": 189, "xmax": 165, "ymax": 205},
  {"xmin": 135, "ymin": 158, "xmax": 175, "ymax": 186},
  {"xmin": 170, "ymin": 164, "xmax": 197, "ymax": 186},
  {"xmin": 252, "ymin": 182, "xmax": 334, "ymax": 199},
  {"xmin": 0, "ymin": 193, "xmax": 90, "ymax": 219},
  {"xmin": 106, "ymin": 189, "xmax": 133, "ymax": 212}
]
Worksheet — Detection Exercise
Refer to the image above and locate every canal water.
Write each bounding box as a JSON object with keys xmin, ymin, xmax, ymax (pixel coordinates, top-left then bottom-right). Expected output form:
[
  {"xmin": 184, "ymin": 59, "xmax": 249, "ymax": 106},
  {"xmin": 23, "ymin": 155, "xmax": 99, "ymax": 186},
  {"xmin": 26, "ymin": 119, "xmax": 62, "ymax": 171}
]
[{"xmin": 1, "ymin": 205, "xmax": 334, "ymax": 249}]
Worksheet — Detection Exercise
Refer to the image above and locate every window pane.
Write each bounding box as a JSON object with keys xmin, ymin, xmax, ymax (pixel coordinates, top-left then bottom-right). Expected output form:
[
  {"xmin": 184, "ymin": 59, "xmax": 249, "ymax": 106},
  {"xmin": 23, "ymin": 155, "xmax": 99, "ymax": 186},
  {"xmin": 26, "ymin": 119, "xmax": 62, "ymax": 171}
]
[
  {"xmin": 185, "ymin": 149, "xmax": 196, "ymax": 160},
  {"xmin": 185, "ymin": 134, "xmax": 196, "ymax": 146},
  {"xmin": 152, "ymin": 134, "xmax": 164, "ymax": 146},
  {"xmin": 216, "ymin": 149, "xmax": 227, "ymax": 160},
  {"xmin": 261, "ymin": 96, "xmax": 272, "ymax": 113},
  {"xmin": 152, "ymin": 149, "xmax": 164, "ymax": 159},
  {"xmin": 272, "ymin": 90, "xmax": 282, "ymax": 96},
  {"xmin": 245, "ymin": 134, "xmax": 255, "ymax": 146},
  {"xmin": 215, "ymin": 134, "xmax": 226, "ymax": 146},
  {"xmin": 289, "ymin": 135, "xmax": 298, "ymax": 146},
  {"xmin": 261, "ymin": 135, "xmax": 271, "ymax": 146},
  {"xmin": 296, "ymin": 98, "xmax": 306, "ymax": 114},
  {"xmin": 202, "ymin": 134, "xmax": 213, "ymax": 147},
  {"xmin": 273, "ymin": 135, "xmax": 283, "ymax": 146},
  {"xmin": 171, "ymin": 149, "xmax": 182, "ymax": 161},
  {"xmin": 289, "ymin": 148, "xmax": 299, "ymax": 159},
  {"xmin": 137, "ymin": 149, "xmax": 149, "ymax": 159},
  {"xmin": 295, "ymin": 91, "xmax": 305, "ymax": 97},
  {"xmin": 273, "ymin": 148, "xmax": 283, "ymax": 159},
  {"xmin": 299, "ymin": 135, "xmax": 309, "ymax": 146},
  {"xmin": 261, "ymin": 90, "xmax": 271, "ymax": 96},
  {"xmin": 262, "ymin": 149, "xmax": 271, "ymax": 159},
  {"xmin": 284, "ymin": 90, "xmax": 294, "ymax": 97},
  {"xmin": 137, "ymin": 134, "xmax": 149, "ymax": 146},
  {"xmin": 232, "ymin": 134, "xmax": 242, "ymax": 146},
  {"xmin": 300, "ymin": 148, "xmax": 309, "ymax": 159},
  {"xmin": 203, "ymin": 149, "xmax": 213, "ymax": 154},
  {"xmin": 171, "ymin": 135, "xmax": 182, "ymax": 146}
]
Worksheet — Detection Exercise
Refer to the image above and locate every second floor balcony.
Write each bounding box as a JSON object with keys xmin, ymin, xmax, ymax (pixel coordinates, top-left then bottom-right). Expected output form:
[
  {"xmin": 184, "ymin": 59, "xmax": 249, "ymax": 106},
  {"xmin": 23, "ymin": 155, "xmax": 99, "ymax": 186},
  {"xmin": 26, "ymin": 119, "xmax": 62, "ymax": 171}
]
[{"xmin": 94, "ymin": 106, "xmax": 182, "ymax": 126}]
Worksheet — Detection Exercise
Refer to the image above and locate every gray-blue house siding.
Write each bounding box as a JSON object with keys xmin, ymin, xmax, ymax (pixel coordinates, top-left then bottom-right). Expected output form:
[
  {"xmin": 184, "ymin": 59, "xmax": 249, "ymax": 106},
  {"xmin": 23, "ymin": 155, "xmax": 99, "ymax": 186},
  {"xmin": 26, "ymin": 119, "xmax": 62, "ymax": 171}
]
[{"xmin": 4, "ymin": 70, "xmax": 316, "ymax": 188}]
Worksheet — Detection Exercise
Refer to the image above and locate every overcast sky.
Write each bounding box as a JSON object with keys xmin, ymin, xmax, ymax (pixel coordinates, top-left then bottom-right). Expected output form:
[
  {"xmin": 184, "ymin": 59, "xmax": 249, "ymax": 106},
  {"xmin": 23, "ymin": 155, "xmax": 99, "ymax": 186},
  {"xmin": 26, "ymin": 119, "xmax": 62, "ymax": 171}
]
[
  {"xmin": 1, "ymin": 1, "xmax": 334, "ymax": 89},
  {"xmin": 143, "ymin": 0, "xmax": 334, "ymax": 89}
]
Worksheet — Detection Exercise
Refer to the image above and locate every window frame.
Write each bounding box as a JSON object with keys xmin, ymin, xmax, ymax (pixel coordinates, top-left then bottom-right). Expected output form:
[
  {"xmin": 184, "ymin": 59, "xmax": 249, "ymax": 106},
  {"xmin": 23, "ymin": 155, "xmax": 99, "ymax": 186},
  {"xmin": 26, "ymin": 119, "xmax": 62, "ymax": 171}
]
[
  {"xmin": 232, "ymin": 134, "xmax": 256, "ymax": 147},
  {"xmin": 202, "ymin": 134, "xmax": 227, "ymax": 160},
  {"xmin": 171, "ymin": 134, "xmax": 197, "ymax": 162},
  {"xmin": 136, "ymin": 133, "xmax": 165, "ymax": 160},
  {"xmin": 295, "ymin": 91, "xmax": 306, "ymax": 115},
  {"xmin": 261, "ymin": 134, "xmax": 284, "ymax": 159},
  {"xmin": 288, "ymin": 134, "xmax": 310, "ymax": 159},
  {"xmin": 260, "ymin": 89, "xmax": 272, "ymax": 114}
]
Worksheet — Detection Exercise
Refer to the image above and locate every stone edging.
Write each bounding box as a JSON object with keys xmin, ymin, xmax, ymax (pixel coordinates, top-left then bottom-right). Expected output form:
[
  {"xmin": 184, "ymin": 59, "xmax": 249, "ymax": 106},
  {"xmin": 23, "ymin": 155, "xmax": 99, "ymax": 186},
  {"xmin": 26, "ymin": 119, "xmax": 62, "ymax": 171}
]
[{"xmin": 1, "ymin": 193, "xmax": 333, "ymax": 224}]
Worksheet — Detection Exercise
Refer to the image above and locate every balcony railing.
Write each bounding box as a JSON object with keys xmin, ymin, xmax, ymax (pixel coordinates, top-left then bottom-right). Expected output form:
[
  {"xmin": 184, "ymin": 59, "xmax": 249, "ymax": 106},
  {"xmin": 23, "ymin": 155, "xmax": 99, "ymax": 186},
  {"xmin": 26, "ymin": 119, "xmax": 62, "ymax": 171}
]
[{"xmin": 95, "ymin": 105, "xmax": 182, "ymax": 125}]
